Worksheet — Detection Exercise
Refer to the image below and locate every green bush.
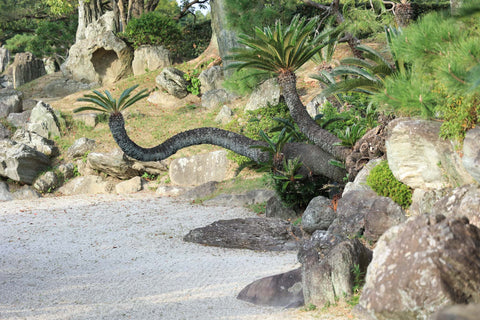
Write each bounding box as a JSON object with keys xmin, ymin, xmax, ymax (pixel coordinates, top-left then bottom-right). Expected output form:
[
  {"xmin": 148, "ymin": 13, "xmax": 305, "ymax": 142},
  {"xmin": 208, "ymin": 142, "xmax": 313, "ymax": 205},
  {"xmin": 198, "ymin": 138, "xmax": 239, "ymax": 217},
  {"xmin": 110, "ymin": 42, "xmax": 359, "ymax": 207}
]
[
  {"xmin": 121, "ymin": 12, "xmax": 182, "ymax": 50},
  {"xmin": 223, "ymin": 69, "xmax": 272, "ymax": 96},
  {"xmin": 366, "ymin": 160, "xmax": 412, "ymax": 209}
]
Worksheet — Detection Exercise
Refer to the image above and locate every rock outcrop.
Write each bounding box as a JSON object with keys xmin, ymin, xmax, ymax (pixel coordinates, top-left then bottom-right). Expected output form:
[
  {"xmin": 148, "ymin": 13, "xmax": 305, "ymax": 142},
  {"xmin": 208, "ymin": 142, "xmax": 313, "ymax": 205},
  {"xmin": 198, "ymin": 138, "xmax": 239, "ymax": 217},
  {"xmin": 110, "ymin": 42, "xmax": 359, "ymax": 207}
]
[
  {"xmin": 12, "ymin": 52, "xmax": 45, "ymax": 88},
  {"xmin": 155, "ymin": 67, "xmax": 189, "ymax": 99},
  {"xmin": 132, "ymin": 45, "xmax": 171, "ymax": 76}
]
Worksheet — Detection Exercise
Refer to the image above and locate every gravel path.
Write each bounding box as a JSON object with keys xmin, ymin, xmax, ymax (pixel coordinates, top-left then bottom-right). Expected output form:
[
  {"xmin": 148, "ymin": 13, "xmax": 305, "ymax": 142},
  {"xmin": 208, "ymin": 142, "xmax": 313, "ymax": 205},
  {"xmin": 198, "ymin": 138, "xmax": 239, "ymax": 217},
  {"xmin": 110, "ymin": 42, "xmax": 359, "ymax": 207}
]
[{"xmin": 0, "ymin": 193, "xmax": 318, "ymax": 320}]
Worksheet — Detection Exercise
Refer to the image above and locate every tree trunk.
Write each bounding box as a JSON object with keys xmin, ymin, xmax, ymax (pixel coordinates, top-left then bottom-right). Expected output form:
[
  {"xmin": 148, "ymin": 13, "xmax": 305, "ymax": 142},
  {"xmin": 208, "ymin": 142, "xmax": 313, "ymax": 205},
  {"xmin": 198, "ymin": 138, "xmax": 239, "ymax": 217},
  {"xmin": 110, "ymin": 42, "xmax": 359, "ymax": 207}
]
[
  {"xmin": 76, "ymin": 0, "xmax": 104, "ymax": 41},
  {"xmin": 108, "ymin": 112, "xmax": 347, "ymax": 182},
  {"xmin": 450, "ymin": 0, "xmax": 463, "ymax": 15}
]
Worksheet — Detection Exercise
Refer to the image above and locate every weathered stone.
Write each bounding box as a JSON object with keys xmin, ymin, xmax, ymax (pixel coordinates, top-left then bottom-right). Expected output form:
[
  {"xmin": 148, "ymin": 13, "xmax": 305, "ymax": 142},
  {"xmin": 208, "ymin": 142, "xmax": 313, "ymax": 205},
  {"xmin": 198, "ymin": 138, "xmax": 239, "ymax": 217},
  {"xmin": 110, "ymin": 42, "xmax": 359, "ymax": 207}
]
[
  {"xmin": 0, "ymin": 89, "xmax": 22, "ymax": 118},
  {"xmin": 58, "ymin": 163, "xmax": 76, "ymax": 180},
  {"xmin": 265, "ymin": 196, "xmax": 297, "ymax": 221},
  {"xmin": 11, "ymin": 185, "xmax": 41, "ymax": 200},
  {"xmin": 33, "ymin": 171, "xmax": 59, "ymax": 193},
  {"xmin": 203, "ymin": 189, "xmax": 276, "ymax": 207},
  {"xmin": 129, "ymin": 158, "xmax": 168, "ymax": 175},
  {"xmin": 27, "ymin": 101, "xmax": 62, "ymax": 139},
  {"xmin": 7, "ymin": 111, "xmax": 30, "ymax": 128},
  {"xmin": 184, "ymin": 217, "xmax": 301, "ymax": 251},
  {"xmin": 305, "ymin": 95, "xmax": 325, "ymax": 119},
  {"xmin": 302, "ymin": 238, "xmax": 372, "ymax": 307},
  {"xmin": 75, "ymin": 159, "xmax": 97, "ymax": 176},
  {"xmin": 201, "ymin": 88, "xmax": 232, "ymax": 109},
  {"xmin": 156, "ymin": 185, "xmax": 189, "ymax": 197},
  {"xmin": 199, "ymin": 66, "xmax": 224, "ymax": 92},
  {"xmin": 67, "ymin": 137, "xmax": 96, "ymax": 159},
  {"xmin": 462, "ymin": 127, "xmax": 480, "ymax": 183},
  {"xmin": 12, "ymin": 52, "xmax": 46, "ymax": 88},
  {"xmin": 0, "ymin": 140, "xmax": 51, "ymax": 184},
  {"xmin": 298, "ymin": 230, "xmax": 345, "ymax": 264},
  {"xmin": 181, "ymin": 181, "xmax": 219, "ymax": 200},
  {"xmin": 342, "ymin": 158, "xmax": 381, "ymax": 196},
  {"xmin": 72, "ymin": 112, "xmax": 98, "ymax": 128},
  {"xmin": 210, "ymin": 0, "xmax": 238, "ymax": 71},
  {"xmin": 132, "ymin": 45, "xmax": 171, "ymax": 76},
  {"xmin": 433, "ymin": 304, "xmax": 480, "ymax": 320},
  {"xmin": 409, "ymin": 188, "xmax": 447, "ymax": 216},
  {"xmin": 42, "ymin": 78, "xmax": 93, "ymax": 98},
  {"xmin": 237, "ymin": 268, "xmax": 303, "ymax": 308},
  {"xmin": 214, "ymin": 105, "xmax": 233, "ymax": 124},
  {"xmin": 12, "ymin": 129, "xmax": 59, "ymax": 157},
  {"xmin": 169, "ymin": 150, "xmax": 229, "ymax": 186},
  {"xmin": 156, "ymin": 67, "xmax": 189, "ymax": 99},
  {"xmin": 87, "ymin": 148, "xmax": 140, "ymax": 180},
  {"xmin": 0, "ymin": 181, "xmax": 12, "ymax": 201},
  {"xmin": 245, "ymin": 78, "xmax": 281, "ymax": 111},
  {"xmin": 43, "ymin": 57, "xmax": 58, "ymax": 74},
  {"xmin": 0, "ymin": 47, "xmax": 10, "ymax": 73},
  {"xmin": 0, "ymin": 123, "xmax": 11, "ymax": 139},
  {"xmin": 301, "ymin": 196, "xmax": 336, "ymax": 234},
  {"xmin": 432, "ymin": 185, "xmax": 480, "ymax": 229},
  {"xmin": 22, "ymin": 99, "xmax": 38, "ymax": 111},
  {"xmin": 115, "ymin": 176, "xmax": 143, "ymax": 194},
  {"xmin": 386, "ymin": 118, "xmax": 474, "ymax": 189},
  {"xmin": 357, "ymin": 215, "xmax": 480, "ymax": 320},
  {"xmin": 64, "ymin": 12, "xmax": 132, "ymax": 85},
  {"xmin": 57, "ymin": 175, "xmax": 114, "ymax": 195}
]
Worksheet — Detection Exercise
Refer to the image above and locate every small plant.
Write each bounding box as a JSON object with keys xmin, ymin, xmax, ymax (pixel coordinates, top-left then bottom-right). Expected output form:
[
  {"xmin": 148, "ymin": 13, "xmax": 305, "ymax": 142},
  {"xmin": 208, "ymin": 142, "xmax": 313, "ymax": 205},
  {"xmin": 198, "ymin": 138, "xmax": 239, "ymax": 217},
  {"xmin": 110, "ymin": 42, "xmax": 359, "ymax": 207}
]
[
  {"xmin": 141, "ymin": 172, "xmax": 156, "ymax": 181},
  {"xmin": 246, "ymin": 202, "xmax": 266, "ymax": 215},
  {"xmin": 366, "ymin": 160, "xmax": 412, "ymax": 208},
  {"xmin": 303, "ymin": 303, "xmax": 317, "ymax": 311},
  {"xmin": 183, "ymin": 69, "xmax": 201, "ymax": 96},
  {"xmin": 335, "ymin": 123, "xmax": 366, "ymax": 147}
]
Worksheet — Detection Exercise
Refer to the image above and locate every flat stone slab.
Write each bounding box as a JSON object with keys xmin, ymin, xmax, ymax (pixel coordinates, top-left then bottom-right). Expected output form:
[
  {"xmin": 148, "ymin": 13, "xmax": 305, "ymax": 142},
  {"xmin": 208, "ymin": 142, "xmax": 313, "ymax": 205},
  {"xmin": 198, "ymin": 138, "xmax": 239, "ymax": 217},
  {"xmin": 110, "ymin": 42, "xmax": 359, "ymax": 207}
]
[{"xmin": 183, "ymin": 217, "xmax": 302, "ymax": 251}]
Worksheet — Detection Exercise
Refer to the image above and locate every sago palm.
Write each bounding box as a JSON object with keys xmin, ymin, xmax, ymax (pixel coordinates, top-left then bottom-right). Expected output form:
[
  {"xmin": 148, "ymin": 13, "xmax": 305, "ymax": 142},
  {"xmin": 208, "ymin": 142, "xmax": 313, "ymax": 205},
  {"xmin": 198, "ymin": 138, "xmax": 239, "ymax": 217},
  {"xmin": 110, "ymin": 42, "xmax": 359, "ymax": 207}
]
[{"xmin": 229, "ymin": 15, "xmax": 350, "ymax": 161}]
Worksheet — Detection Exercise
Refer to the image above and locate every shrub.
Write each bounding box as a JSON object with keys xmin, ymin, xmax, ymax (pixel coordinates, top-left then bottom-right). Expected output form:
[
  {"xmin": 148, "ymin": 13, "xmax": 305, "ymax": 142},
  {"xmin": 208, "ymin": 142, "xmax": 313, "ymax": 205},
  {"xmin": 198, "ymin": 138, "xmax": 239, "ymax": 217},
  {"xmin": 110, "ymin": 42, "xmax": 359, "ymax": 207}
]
[
  {"xmin": 121, "ymin": 12, "xmax": 182, "ymax": 50},
  {"xmin": 366, "ymin": 160, "xmax": 412, "ymax": 209}
]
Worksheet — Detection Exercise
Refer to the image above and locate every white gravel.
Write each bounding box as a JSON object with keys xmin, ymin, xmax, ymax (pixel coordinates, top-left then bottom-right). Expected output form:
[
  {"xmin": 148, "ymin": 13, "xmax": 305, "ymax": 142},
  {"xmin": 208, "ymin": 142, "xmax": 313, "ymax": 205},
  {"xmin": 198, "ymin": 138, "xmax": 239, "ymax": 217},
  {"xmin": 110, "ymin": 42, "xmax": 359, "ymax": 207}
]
[{"xmin": 0, "ymin": 193, "xmax": 317, "ymax": 320}]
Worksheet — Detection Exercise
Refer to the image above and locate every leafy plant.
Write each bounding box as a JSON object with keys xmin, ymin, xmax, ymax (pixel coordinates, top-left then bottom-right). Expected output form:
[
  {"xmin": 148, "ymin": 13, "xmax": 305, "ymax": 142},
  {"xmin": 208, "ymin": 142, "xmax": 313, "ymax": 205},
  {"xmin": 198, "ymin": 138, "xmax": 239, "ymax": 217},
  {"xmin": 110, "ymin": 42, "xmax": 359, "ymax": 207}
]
[
  {"xmin": 183, "ymin": 69, "xmax": 201, "ymax": 96},
  {"xmin": 335, "ymin": 123, "xmax": 366, "ymax": 147},
  {"xmin": 366, "ymin": 160, "xmax": 412, "ymax": 209}
]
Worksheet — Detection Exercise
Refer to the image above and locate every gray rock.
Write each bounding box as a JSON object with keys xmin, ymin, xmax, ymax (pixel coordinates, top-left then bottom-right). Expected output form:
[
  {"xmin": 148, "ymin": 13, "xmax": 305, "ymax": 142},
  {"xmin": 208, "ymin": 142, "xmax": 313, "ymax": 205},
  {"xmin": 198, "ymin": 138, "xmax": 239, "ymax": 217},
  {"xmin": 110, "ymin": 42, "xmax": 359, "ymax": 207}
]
[
  {"xmin": 43, "ymin": 78, "xmax": 93, "ymax": 98},
  {"xmin": 129, "ymin": 158, "xmax": 168, "ymax": 175},
  {"xmin": 183, "ymin": 217, "xmax": 301, "ymax": 251},
  {"xmin": 245, "ymin": 78, "xmax": 281, "ymax": 111},
  {"xmin": 27, "ymin": 101, "xmax": 62, "ymax": 139},
  {"xmin": 12, "ymin": 185, "xmax": 41, "ymax": 200},
  {"xmin": 115, "ymin": 176, "xmax": 143, "ymax": 194},
  {"xmin": 301, "ymin": 196, "xmax": 336, "ymax": 233},
  {"xmin": 342, "ymin": 158, "xmax": 382, "ymax": 196},
  {"xmin": 12, "ymin": 52, "xmax": 45, "ymax": 88},
  {"xmin": 432, "ymin": 184, "xmax": 480, "ymax": 229},
  {"xmin": 0, "ymin": 47, "xmax": 10, "ymax": 73},
  {"xmin": 298, "ymin": 230, "xmax": 345, "ymax": 264},
  {"xmin": 43, "ymin": 57, "xmax": 58, "ymax": 74},
  {"xmin": 386, "ymin": 118, "xmax": 474, "ymax": 189},
  {"xmin": 0, "ymin": 123, "xmax": 11, "ymax": 139},
  {"xmin": 462, "ymin": 127, "xmax": 480, "ymax": 183},
  {"xmin": 156, "ymin": 185, "xmax": 189, "ymax": 197},
  {"xmin": 33, "ymin": 171, "xmax": 59, "ymax": 193},
  {"xmin": 7, "ymin": 111, "xmax": 30, "ymax": 128},
  {"xmin": 201, "ymin": 89, "xmax": 232, "ymax": 109},
  {"xmin": 204, "ymin": 189, "xmax": 276, "ymax": 207},
  {"xmin": 22, "ymin": 99, "xmax": 38, "ymax": 111},
  {"xmin": 433, "ymin": 304, "xmax": 480, "ymax": 320},
  {"xmin": 305, "ymin": 95, "xmax": 326, "ymax": 119},
  {"xmin": 409, "ymin": 188, "xmax": 447, "ymax": 216},
  {"xmin": 132, "ymin": 45, "xmax": 171, "ymax": 76},
  {"xmin": 181, "ymin": 181, "xmax": 219, "ymax": 200},
  {"xmin": 67, "ymin": 137, "xmax": 96, "ymax": 159},
  {"xmin": 214, "ymin": 105, "xmax": 233, "ymax": 124},
  {"xmin": 169, "ymin": 150, "xmax": 229, "ymax": 186},
  {"xmin": 72, "ymin": 112, "xmax": 98, "ymax": 128},
  {"xmin": 63, "ymin": 11, "xmax": 132, "ymax": 85},
  {"xmin": 75, "ymin": 159, "xmax": 97, "ymax": 176},
  {"xmin": 357, "ymin": 215, "xmax": 480, "ymax": 320},
  {"xmin": 0, "ymin": 88, "xmax": 22, "ymax": 118},
  {"xmin": 237, "ymin": 268, "xmax": 303, "ymax": 308},
  {"xmin": 0, "ymin": 139, "xmax": 51, "ymax": 184},
  {"xmin": 328, "ymin": 190, "xmax": 406, "ymax": 242},
  {"xmin": 265, "ymin": 196, "xmax": 297, "ymax": 221},
  {"xmin": 210, "ymin": 0, "xmax": 238, "ymax": 72},
  {"xmin": 0, "ymin": 181, "xmax": 12, "ymax": 201},
  {"xmin": 58, "ymin": 163, "xmax": 76, "ymax": 180},
  {"xmin": 156, "ymin": 67, "xmax": 189, "ymax": 99},
  {"xmin": 199, "ymin": 66, "xmax": 224, "ymax": 92},
  {"xmin": 87, "ymin": 148, "xmax": 140, "ymax": 180},
  {"xmin": 302, "ymin": 238, "xmax": 372, "ymax": 307},
  {"xmin": 12, "ymin": 129, "xmax": 59, "ymax": 157},
  {"xmin": 57, "ymin": 175, "xmax": 114, "ymax": 195}
]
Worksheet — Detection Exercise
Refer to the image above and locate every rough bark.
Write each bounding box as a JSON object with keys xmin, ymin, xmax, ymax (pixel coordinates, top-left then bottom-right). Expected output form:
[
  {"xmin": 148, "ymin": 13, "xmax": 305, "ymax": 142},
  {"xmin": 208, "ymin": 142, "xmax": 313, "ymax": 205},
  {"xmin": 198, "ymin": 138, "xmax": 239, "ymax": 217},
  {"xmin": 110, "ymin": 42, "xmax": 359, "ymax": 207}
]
[
  {"xmin": 108, "ymin": 112, "xmax": 347, "ymax": 182},
  {"xmin": 77, "ymin": 0, "xmax": 104, "ymax": 41}
]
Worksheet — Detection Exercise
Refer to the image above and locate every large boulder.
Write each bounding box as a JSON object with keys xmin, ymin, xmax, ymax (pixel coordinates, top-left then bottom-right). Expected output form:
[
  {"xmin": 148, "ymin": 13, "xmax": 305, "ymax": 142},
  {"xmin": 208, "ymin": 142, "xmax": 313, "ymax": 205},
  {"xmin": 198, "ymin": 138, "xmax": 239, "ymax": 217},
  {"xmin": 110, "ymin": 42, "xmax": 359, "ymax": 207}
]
[
  {"xmin": 0, "ymin": 181, "xmax": 13, "ymax": 201},
  {"xmin": 433, "ymin": 304, "xmax": 480, "ymax": 320},
  {"xmin": 155, "ymin": 67, "xmax": 189, "ymax": 99},
  {"xmin": 0, "ymin": 47, "xmax": 10, "ymax": 73},
  {"xmin": 237, "ymin": 268, "xmax": 303, "ymax": 308},
  {"xmin": 169, "ymin": 150, "xmax": 229, "ymax": 186},
  {"xmin": 357, "ymin": 215, "xmax": 480, "ymax": 320},
  {"xmin": 12, "ymin": 52, "xmax": 45, "ymax": 88},
  {"xmin": 132, "ymin": 45, "xmax": 171, "ymax": 76},
  {"xmin": 0, "ymin": 89, "xmax": 22, "ymax": 118},
  {"xmin": 328, "ymin": 190, "xmax": 406, "ymax": 242},
  {"xmin": 63, "ymin": 12, "xmax": 132, "ymax": 85},
  {"xmin": 7, "ymin": 111, "xmax": 30, "ymax": 128},
  {"xmin": 265, "ymin": 196, "xmax": 297, "ymax": 221},
  {"xmin": 462, "ymin": 127, "xmax": 480, "ymax": 183},
  {"xmin": 115, "ymin": 176, "xmax": 143, "ymax": 194},
  {"xmin": 386, "ymin": 119, "xmax": 474, "ymax": 189},
  {"xmin": 67, "ymin": 137, "xmax": 96, "ymax": 159},
  {"xmin": 12, "ymin": 129, "xmax": 59, "ymax": 157},
  {"xmin": 87, "ymin": 148, "xmax": 140, "ymax": 180},
  {"xmin": 183, "ymin": 217, "xmax": 301, "ymax": 251},
  {"xmin": 301, "ymin": 196, "xmax": 336, "ymax": 234},
  {"xmin": 201, "ymin": 89, "xmax": 233, "ymax": 109},
  {"xmin": 245, "ymin": 78, "xmax": 281, "ymax": 111},
  {"xmin": 42, "ymin": 78, "xmax": 93, "ymax": 98},
  {"xmin": 27, "ymin": 101, "xmax": 62, "ymax": 139},
  {"xmin": 199, "ymin": 66, "xmax": 224, "ymax": 92},
  {"xmin": 203, "ymin": 189, "xmax": 276, "ymax": 207},
  {"xmin": 57, "ymin": 175, "xmax": 114, "ymax": 195},
  {"xmin": 33, "ymin": 171, "xmax": 60, "ymax": 193},
  {"xmin": 0, "ymin": 140, "xmax": 51, "ymax": 184}
]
